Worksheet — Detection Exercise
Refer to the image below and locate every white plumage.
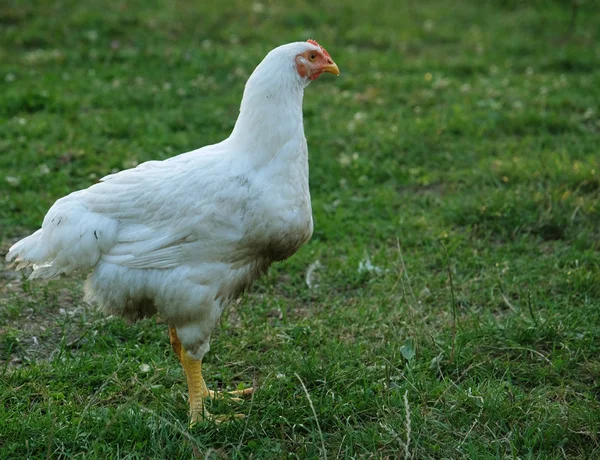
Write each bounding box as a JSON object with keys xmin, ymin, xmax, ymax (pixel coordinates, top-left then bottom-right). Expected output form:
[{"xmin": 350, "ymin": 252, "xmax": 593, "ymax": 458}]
[{"xmin": 6, "ymin": 40, "xmax": 339, "ymax": 385}]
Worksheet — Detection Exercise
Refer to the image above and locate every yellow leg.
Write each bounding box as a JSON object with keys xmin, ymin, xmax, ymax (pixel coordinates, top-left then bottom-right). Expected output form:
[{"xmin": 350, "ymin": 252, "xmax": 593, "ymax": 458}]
[{"xmin": 169, "ymin": 327, "xmax": 247, "ymax": 425}]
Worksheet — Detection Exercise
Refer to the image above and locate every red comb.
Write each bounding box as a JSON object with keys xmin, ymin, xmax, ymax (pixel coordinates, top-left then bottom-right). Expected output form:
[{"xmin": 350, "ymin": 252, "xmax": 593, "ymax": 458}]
[{"xmin": 307, "ymin": 39, "xmax": 331, "ymax": 58}]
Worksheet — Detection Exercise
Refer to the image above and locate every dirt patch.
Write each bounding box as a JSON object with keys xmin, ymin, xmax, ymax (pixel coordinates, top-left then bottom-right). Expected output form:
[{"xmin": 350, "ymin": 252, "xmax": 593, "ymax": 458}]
[{"xmin": 0, "ymin": 238, "xmax": 104, "ymax": 366}]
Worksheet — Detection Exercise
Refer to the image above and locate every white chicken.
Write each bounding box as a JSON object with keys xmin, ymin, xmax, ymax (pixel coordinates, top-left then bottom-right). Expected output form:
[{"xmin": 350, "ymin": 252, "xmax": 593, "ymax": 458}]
[{"xmin": 7, "ymin": 40, "xmax": 340, "ymax": 424}]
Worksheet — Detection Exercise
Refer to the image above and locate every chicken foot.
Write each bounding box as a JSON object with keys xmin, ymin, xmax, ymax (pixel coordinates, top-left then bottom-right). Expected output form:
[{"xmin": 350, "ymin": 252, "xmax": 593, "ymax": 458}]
[
  {"xmin": 208, "ymin": 387, "xmax": 254, "ymax": 402},
  {"xmin": 169, "ymin": 327, "xmax": 247, "ymax": 425}
]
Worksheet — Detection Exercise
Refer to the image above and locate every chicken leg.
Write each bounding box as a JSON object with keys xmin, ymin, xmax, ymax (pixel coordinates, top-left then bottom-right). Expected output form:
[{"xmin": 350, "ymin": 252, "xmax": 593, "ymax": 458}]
[{"xmin": 168, "ymin": 327, "xmax": 250, "ymax": 424}]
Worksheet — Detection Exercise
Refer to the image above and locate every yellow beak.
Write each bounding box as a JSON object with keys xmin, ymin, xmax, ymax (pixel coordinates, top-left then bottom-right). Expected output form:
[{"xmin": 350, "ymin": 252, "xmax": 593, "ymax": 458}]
[{"xmin": 322, "ymin": 62, "xmax": 340, "ymax": 76}]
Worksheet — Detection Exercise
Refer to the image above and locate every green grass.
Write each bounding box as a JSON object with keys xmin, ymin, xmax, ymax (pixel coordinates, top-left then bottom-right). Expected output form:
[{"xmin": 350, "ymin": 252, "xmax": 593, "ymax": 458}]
[{"xmin": 1, "ymin": 0, "xmax": 599, "ymax": 457}]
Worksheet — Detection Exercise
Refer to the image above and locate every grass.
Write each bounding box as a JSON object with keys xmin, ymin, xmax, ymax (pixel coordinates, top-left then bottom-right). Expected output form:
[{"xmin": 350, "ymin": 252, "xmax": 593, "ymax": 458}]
[{"xmin": 1, "ymin": 0, "xmax": 599, "ymax": 457}]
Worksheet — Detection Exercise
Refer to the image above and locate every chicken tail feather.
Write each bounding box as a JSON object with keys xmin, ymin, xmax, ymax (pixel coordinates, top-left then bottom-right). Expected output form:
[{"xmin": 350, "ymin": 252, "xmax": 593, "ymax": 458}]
[{"xmin": 6, "ymin": 195, "xmax": 118, "ymax": 279}]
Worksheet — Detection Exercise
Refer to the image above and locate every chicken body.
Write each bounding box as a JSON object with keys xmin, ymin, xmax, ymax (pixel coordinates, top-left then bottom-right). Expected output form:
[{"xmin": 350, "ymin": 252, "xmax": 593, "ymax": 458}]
[{"xmin": 7, "ymin": 41, "xmax": 339, "ymax": 423}]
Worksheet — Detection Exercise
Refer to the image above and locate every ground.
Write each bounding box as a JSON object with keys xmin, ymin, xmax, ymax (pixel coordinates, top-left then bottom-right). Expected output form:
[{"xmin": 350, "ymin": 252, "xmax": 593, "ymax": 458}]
[{"xmin": 1, "ymin": 0, "xmax": 599, "ymax": 458}]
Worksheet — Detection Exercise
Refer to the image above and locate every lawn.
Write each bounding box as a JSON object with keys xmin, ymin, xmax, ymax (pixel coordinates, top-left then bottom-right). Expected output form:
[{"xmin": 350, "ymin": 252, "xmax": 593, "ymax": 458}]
[{"xmin": 1, "ymin": 0, "xmax": 599, "ymax": 458}]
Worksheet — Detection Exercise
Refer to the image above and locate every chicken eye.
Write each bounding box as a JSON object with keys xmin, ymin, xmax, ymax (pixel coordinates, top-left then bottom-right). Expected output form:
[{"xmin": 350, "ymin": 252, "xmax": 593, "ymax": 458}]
[{"xmin": 308, "ymin": 51, "xmax": 317, "ymax": 62}]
